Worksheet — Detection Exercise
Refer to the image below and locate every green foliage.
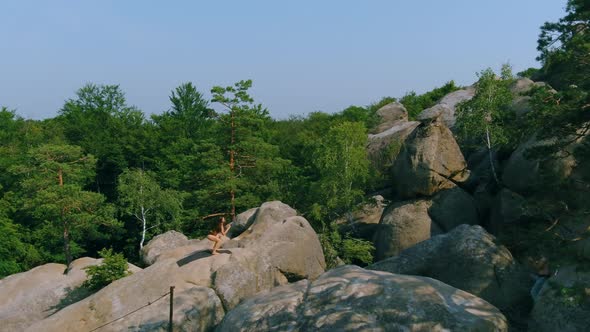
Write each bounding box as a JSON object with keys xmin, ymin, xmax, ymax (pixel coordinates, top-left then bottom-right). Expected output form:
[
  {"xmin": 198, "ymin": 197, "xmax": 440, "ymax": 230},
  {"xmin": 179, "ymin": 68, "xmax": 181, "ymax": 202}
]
[
  {"xmin": 400, "ymin": 81, "xmax": 460, "ymax": 119},
  {"xmin": 312, "ymin": 121, "xmax": 369, "ymax": 220},
  {"xmin": 319, "ymin": 223, "xmax": 374, "ymax": 268},
  {"xmin": 341, "ymin": 236, "xmax": 374, "ymax": 265},
  {"xmin": 82, "ymin": 248, "xmax": 131, "ymax": 291},
  {"xmin": 118, "ymin": 168, "xmax": 182, "ymax": 250},
  {"xmin": 455, "ymin": 65, "xmax": 518, "ymax": 149}
]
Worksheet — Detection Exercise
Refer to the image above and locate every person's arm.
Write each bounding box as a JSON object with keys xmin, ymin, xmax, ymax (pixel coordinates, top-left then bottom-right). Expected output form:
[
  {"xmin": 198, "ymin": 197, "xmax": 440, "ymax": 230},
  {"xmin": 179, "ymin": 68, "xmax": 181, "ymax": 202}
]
[{"xmin": 222, "ymin": 224, "xmax": 231, "ymax": 236}]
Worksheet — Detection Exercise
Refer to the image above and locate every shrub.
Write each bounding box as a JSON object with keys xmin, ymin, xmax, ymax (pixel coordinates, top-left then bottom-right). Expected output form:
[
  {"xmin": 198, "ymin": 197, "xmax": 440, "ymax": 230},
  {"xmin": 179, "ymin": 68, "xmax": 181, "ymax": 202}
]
[{"xmin": 82, "ymin": 248, "xmax": 131, "ymax": 291}]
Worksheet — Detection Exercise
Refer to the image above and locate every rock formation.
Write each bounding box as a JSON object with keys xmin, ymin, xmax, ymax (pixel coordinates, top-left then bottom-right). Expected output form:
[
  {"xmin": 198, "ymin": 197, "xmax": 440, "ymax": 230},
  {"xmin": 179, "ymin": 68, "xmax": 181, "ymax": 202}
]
[
  {"xmin": 370, "ymin": 225, "xmax": 531, "ymax": 317},
  {"xmin": 217, "ymin": 265, "xmax": 508, "ymax": 332},
  {"xmin": 13, "ymin": 201, "xmax": 325, "ymax": 332}
]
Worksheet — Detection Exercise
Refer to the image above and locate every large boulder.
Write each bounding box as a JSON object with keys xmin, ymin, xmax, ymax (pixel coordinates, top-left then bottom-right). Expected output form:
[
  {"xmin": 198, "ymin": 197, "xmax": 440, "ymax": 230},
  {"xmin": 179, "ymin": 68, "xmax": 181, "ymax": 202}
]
[
  {"xmin": 502, "ymin": 134, "xmax": 583, "ymax": 194},
  {"xmin": 373, "ymin": 199, "xmax": 439, "ymax": 261},
  {"xmin": 367, "ymin": 120, "xmax": 420, "ymax": 175},
  {"xmin": 336, "ymin": 195, "xmax": 386, "ymax": 240},
  {"xmin": 140, "ymin": 230, "xmax": 189, "ymax": 266},
  {"xmin": 429, "ymin": 186, "xmax": 479, "ymax": 231},
  {"xmin": 227, "ymin": 207, "xmax": 258, "ymax": 237},
  {"xmin": 0, "ymin": 258, "xmax": 139, "ymax": 332},
  {"xmin": 24, "ymin": 259, "xmax": 224, "ymax": 332},
  {"xmin": 369, "ymin": 225, "xmax": 531, "ymax": 316},
  {"xmin": 488, "ymin": 188, "xmax": 529, "ymax": 234},
  {"xmin": 371, "ymin": 102, "xmax": 409, "ymax": 134},
  {"xmin": 417, "ymin": 86, "xmax": 476, "ymax": 129},
  {"xmin": 392, "ymin": 120, "xmax": 470, "ymax": 198},
  {"xmin": 22, "ymin": 201, "xmax": 325, "ymax": 332},
  {"xmin": 224, "ymin": 201, "xmax": 326, "ymax": 281},
  {"xmin": 217, "ymin": 265, "xmax": 508, "ymax": 332},
  {"xmin": 529, "ymin": 265, "xmax": 590, "ymax": 332}
]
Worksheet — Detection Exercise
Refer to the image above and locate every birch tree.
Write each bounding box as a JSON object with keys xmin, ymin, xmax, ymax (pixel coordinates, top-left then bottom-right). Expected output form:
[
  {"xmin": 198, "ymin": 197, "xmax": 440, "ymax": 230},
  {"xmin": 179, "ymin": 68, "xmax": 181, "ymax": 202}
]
[
  {"xmin": 117, "ymin": 168, "xmax": 182, "ymax": 251},
  {"xmin": 456, "ymin": 64, "xmax": 516, "ymax": 184}
]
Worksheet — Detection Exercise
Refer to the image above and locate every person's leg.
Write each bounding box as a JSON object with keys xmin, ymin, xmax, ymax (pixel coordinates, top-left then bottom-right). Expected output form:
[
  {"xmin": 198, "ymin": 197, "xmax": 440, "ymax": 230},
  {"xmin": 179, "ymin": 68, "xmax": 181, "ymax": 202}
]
[
  {"xmin": 207, "ymin": 235, "xmax": 220, "ymax": 254},
  {"xmin": 211, "ymin": 235, "xmax": 222, "ymax": 254}
]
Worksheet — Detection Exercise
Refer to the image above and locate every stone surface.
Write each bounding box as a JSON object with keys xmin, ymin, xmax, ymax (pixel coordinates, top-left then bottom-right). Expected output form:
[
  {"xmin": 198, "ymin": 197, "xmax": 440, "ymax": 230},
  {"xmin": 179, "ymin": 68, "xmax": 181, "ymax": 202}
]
[
  {"xmin": 392, "ymin": 121, "xmax": 469, "ymax": 198},
  {"xmin": 367, "ymin": 120, "xmax": 420, "ymax": 175},
  {"xmin": 417, "ymin": 87, "xmax": 476, "ymax": 128},
  {"xmin": 489, "ymin": 188, "xmax": 529, "ymax": 234},
  {"xmin": 502, "ymin": 134, "xmax": 582, "ymax": 194},
  {"xmin": 17, "ymin": 201, "xmax": 325, "ymax": 332},
  {"xmin": 0, "ymin": 257, "xmax": 139, "ymax": 332},
  {"xmin": 336, "ymin": 195, "xmax": 386, "ymax": 240},
  {"xmin": 217, "ymin": 265, "xmax": 508, "ymax": 332},
  {"xmin": 371, "ymin": 102, "xmax": 409, "ymax": 134},
  {"xmin": 24, "ymin": 259, "xmax": 224, "ymax": 332},
  {"xmin": 227, "ymin": 207, "xmax": 258, "ymax": 237},
  {"xmin": 529, "ymin": 265, "xmax": 590, "ymax": 332},
  {"xmin": 429, "ymin": 186, "xmax": 479, "ymax": 231},
  {"xmin": 140, "ymin": 230, "xmax": 189, "ymax": 266},
  {"xmin": 370, "ymin": 225, "xmax": 531, "ymax": 316},
  {"xmin": 373, "ymin": 199, "xmax": 437, "ymax": 261}
]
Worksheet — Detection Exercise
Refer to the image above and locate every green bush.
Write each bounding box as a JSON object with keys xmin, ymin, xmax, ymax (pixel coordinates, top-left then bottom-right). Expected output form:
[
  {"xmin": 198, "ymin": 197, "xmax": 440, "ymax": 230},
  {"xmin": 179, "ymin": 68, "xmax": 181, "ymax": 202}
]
[{"xmin": 82, "ymin": 248, "xmax": 131, "ymax": 291}]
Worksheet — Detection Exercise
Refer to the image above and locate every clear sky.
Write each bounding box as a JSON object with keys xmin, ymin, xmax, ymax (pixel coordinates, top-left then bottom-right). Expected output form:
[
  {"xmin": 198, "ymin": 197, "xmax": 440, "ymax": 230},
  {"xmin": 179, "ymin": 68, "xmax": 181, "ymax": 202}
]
[{"xmin": 0, "ymin": 0, "xmax": 567, "ymax": 120}]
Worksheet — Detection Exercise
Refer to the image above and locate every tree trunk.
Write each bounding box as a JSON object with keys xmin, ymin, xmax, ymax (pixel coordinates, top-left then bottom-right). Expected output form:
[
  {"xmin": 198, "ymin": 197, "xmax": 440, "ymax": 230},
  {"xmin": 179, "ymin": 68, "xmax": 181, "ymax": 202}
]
[
  {"xmin": 229, "ymin": 109, "xmax": 236, "ymax": 221},
  {"xmin": 58, "ymin": 168, "xmax": 63, "ymax": 186},
  {"xmin": 63, "ymin": 221, "xmax": 72, "ymax": 267},
  {"xmin": 486, "ymin": 125, "xmax": 500, "ymax": 185},
  {"xmin": 140, "ymin": 205, "xmax": 147, "ymax": 250}
]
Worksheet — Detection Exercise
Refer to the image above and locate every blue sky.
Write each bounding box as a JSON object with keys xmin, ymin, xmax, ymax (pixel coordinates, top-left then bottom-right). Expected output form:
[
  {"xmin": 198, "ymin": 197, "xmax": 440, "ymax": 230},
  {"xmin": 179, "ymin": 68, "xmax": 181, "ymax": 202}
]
[{"xmin": 0, "ymin": 1, "xmax": 566, "ymax": 120}]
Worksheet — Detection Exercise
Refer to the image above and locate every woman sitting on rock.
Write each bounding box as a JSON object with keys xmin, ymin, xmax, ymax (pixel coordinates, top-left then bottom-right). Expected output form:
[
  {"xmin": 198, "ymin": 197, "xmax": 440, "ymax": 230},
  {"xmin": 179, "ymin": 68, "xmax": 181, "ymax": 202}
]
[{"xmin": 207, "ymin": 217, "xmax": 231, "ymax": 255}]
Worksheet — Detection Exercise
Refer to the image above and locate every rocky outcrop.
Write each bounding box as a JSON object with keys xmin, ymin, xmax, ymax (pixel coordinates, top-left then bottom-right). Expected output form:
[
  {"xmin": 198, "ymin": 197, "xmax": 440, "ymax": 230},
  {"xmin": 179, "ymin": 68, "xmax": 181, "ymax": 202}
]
[
  {"xmin": 429, "ymin": 186, "xmax": 478, "ymax": 231},
  {"xmin": 20, "ymin": 201, "xmax": 325, "ymax": 332},
  {"xmin": 227, "ymin": 207, "xmax": 258, "ymax": 237},
  {"xmin": 140, "ymin": 230, "xmax": 189, "ymax": 265},
  {"xmin": 336, "ymin": 195, "xmax": 386, "ymax": 240},
  {"xmin": 392, "ymin": 120, "xmax": 469, "ymax": 198},
  {"xmin": 370, "ymin": 225, "xmax": 531, "ymax": 316},
  {"xmin": 367, "ymin": 120, "xmax": 420, "ymax": 175},
  {"xmin": 417, "ymin": 86, "xmax": 476, "ymax": 128},
  {"xmin": 529, "ymin": 265, "xmax": 590, "ymax": 332},
  {"xmin": 502, "ymin": 134, "xmax": 582, "ymax": 194},
  {"xmin": 371, "ymin": 102, "xmax": 409, "ymax": 134},
  {"xmin": 373, "ymin": 199, "xmax": 438, "ymax": 260},
  {"xmin": 488, "ymin": 188, "xmax": 529, "ymax": 234},
  {"xmin": 0, "ymin": 258, "xmax": 141, "ymax": 332},
  {"xmin": 374, "ymin": 186, "xmax": 478, "ymax": 261},
  {"xmin": 217, "ymin": 265, "xmax": 508, "ymax": 332}
]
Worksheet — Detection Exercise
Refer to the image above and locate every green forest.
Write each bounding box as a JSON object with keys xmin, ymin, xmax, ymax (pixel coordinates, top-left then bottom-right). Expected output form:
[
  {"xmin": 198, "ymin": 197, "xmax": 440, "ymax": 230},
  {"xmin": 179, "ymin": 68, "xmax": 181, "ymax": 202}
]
[{"xmin": 1, "ymin": 0, "xmax": 589, "ymax": 279}]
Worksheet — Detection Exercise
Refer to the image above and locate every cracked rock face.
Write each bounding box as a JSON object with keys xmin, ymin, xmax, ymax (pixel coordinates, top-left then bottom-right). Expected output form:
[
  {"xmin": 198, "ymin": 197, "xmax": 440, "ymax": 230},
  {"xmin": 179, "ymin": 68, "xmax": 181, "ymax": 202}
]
[
  {"xmin": 391, "ymin": 121, "xmax": 469, "ymax": 199},
  {"xmin": 369, "ymin": 225, "xmax": 531, "ymax": 317},
  {"xmin": 217, "ymin": 265, "xmax": 508, "ymax": 332},
  {"xmin": 18, "ymin": 201, "xmax": 325, "ymax": 332}
]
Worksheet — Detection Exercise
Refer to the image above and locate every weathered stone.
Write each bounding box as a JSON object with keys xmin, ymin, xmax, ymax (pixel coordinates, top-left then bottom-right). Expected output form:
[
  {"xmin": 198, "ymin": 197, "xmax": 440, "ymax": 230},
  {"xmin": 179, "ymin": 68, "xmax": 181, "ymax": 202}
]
[
  {"xmin": 392, "ymin": 121, "xmax": 469, "ymax": 198},
  {"xmin": 417, "ymin": 87, "xmax": 475, "ymax": 128},
  {"xmin": 16, "ymin": 201, "xmax": 325, "ymax": 332},
  {"xmin": 529, "ymin": 265, "xmax": 590, "ymax": 332},
  {"xmin": 217, "ymin": 265, "xmax": 508, "ymax": 332},
  {"xmin": 371, "ymin": 102, "xmax": 409, "ymax": 134},
  {"xmin": 24, "ymin": 259, "xmax": 224, "ymax": 332},
  {"xmin": 336, "ymin": 195, "xmax": 386, "ymax": 240},
  {"xmin": 0, "ymin": 258, "xmax": 139, "ymax": 332},
  {"xmin": 429, "ymin": 186, "xmax": 479, "ymax": 231},
  {"xmin": 227, "ymin": 207, "xmax": 258, "ymax": 237},
  {"xmin": 373, "ymin": 199, "xmax": 437, "ymax": 261},
  {"xmin": 140, "ymin": 230, "xmax": 189, "ymax": 266},
  {"xmin": 489, "ymin": 188, "xmax": 529, "ymax": 234},
  {"xmin": 370, "ymin": 225, "xmax": 531, "ymax": 316},
  {"xmin": 367, "ymin": 120, "xmax": 419, "ymax": 175}
]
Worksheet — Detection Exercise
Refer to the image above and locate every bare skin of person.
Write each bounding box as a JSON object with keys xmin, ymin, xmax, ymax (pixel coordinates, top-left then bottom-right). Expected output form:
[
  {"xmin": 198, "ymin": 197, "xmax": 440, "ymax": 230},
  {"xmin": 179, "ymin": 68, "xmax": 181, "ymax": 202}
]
[{"xmin": 207, "ymin": 217, "xmax": 231, "ymax": 255}]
